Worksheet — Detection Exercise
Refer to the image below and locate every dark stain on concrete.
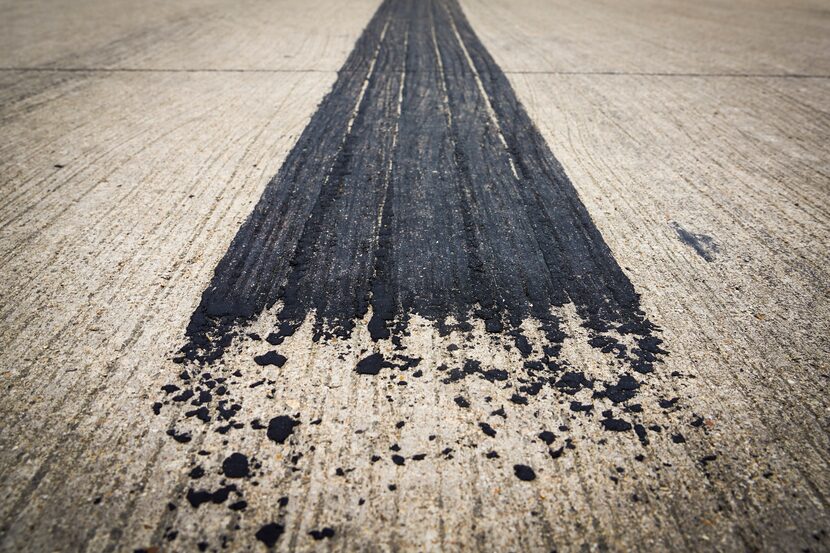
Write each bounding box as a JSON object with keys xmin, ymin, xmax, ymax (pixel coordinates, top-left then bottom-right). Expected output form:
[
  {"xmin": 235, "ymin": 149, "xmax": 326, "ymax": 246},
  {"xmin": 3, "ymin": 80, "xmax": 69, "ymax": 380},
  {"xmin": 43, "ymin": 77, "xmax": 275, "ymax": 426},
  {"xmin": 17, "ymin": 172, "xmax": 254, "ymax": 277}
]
[{"xmin": 671, "ymin": 221, "xmax": 719, "ymax": 262}]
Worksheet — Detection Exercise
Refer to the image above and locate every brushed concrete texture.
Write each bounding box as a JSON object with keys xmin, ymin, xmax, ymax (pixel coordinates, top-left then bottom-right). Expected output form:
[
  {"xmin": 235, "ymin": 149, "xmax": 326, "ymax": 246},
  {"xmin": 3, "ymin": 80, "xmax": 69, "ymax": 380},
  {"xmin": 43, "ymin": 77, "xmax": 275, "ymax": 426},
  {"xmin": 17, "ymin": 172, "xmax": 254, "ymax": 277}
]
[{"xmin": 1, "ymin": 0, "xmax": 828, "ymax": 552}]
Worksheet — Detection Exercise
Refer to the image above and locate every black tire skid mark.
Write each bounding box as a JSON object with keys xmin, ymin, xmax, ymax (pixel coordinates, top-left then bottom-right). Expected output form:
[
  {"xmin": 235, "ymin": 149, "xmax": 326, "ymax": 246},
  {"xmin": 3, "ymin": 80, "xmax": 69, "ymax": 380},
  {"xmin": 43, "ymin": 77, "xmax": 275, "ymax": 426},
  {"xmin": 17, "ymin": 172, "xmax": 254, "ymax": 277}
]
[
  {"xmin": 178, "ymin": 0, "xmax": 662, "ymax": 372},
  {"xmin": 152, "ymin": 1, "xmax": 697, "ymax": 549}
]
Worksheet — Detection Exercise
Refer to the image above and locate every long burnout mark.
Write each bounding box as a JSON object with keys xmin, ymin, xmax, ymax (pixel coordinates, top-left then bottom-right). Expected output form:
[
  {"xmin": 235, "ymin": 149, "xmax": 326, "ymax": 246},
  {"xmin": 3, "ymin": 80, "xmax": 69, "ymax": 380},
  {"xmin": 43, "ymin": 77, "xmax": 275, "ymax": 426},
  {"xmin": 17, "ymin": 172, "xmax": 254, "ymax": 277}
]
[{"xmin": 178, "ymin": 0, "xmax": 663, "ymax": 377}]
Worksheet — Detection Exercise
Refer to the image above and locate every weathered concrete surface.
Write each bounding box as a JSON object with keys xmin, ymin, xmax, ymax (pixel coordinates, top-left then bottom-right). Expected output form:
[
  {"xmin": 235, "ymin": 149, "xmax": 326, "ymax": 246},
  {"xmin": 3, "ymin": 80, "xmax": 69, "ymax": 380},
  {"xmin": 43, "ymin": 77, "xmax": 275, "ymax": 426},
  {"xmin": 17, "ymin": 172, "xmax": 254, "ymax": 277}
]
[{"xmin": 0, "ymin": 0, "xmax": 828, "ymax": 552}]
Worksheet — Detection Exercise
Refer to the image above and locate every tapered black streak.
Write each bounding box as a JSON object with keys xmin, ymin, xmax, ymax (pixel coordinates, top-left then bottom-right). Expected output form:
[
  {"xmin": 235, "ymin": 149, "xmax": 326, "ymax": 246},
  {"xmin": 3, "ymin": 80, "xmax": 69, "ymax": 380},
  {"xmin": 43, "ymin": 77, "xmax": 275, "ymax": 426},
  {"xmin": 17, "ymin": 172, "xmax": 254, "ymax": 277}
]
[{"xmin": 179, "ymin": 0, "xmax": 663, "ymax": 374}]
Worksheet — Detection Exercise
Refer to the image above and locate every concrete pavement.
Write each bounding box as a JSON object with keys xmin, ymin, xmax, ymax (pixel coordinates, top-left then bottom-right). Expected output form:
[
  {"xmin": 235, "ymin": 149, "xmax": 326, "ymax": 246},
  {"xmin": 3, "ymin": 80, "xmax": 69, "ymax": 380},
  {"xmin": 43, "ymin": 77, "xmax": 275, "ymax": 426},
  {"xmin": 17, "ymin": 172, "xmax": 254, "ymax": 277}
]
[{"xmin": 1, "ymin": 0, "xmax": 828, "ymax": 551}]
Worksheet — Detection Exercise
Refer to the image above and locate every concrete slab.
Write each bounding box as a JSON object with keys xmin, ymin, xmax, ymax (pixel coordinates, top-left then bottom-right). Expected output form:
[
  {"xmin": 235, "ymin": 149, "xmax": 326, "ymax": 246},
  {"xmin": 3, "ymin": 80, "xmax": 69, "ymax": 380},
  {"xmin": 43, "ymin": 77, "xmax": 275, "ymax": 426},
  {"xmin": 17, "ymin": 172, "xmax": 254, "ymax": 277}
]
[{"xmin": 0, "ymin": 0, "xmax": 828, "ymax": 552}]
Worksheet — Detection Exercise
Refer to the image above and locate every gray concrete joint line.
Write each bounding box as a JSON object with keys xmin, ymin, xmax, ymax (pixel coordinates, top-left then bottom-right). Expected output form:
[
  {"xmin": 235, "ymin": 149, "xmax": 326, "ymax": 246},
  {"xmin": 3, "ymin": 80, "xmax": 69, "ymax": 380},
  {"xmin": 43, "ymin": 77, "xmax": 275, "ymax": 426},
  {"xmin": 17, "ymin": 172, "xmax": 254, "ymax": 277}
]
[{"xmin": 0, "ymin": 66, "xmax": 828, "ymax": 79}]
